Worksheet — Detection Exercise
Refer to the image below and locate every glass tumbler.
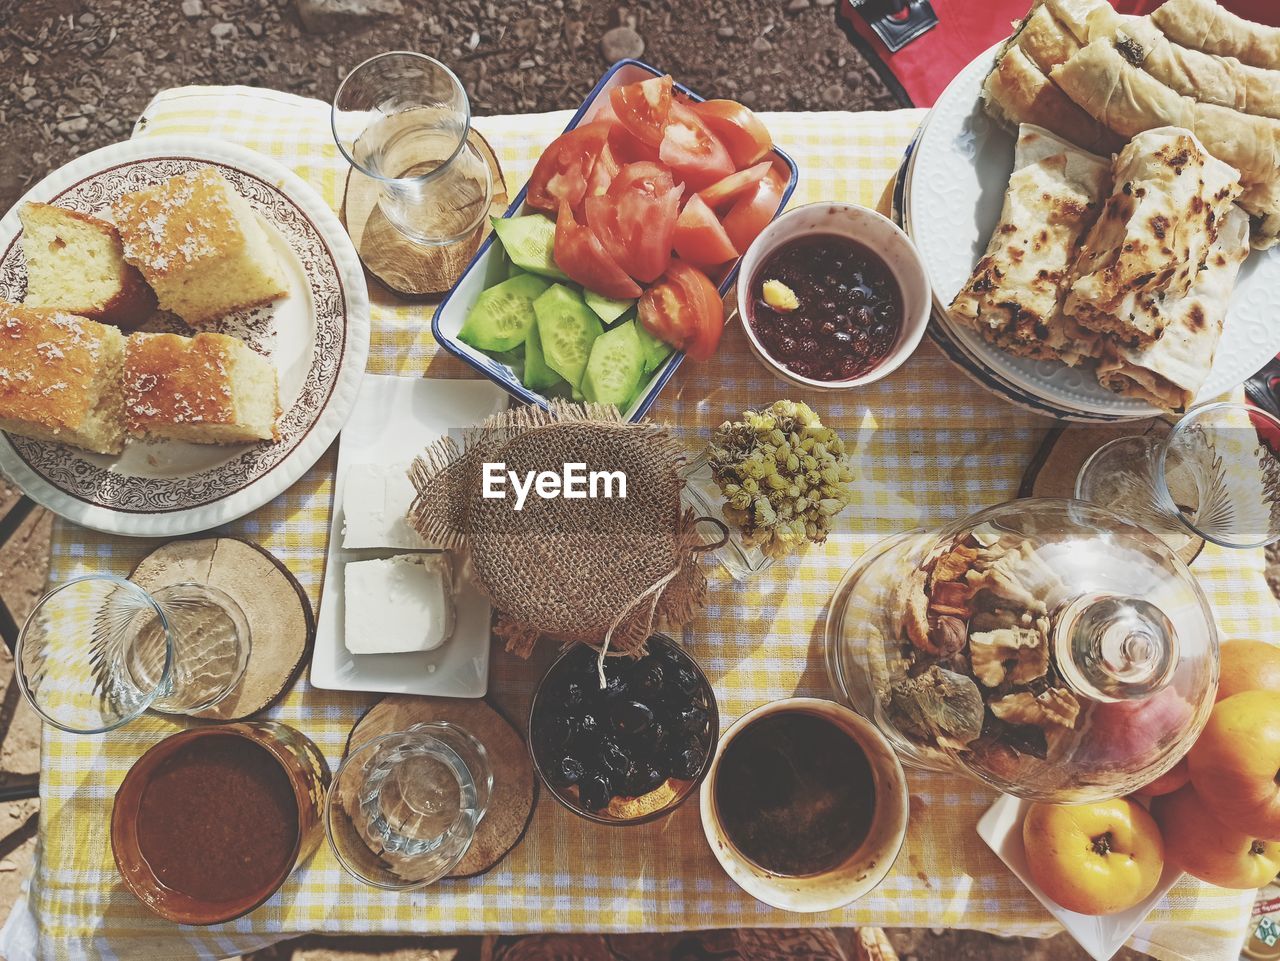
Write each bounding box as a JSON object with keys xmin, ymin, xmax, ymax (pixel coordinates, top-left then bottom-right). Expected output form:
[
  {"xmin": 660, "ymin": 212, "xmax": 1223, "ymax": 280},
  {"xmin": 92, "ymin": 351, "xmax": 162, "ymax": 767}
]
[
  {"xmin": 1076, "ymin": 402, "xmax": 1280, "ymax": 551},
  {"xmin": 332, "ymin": 51, "xmax": 493, "ymax": 246},
  {"xmin": 16, "ymin": 575, "xmax": 251, "ymax": 735},
  {"xmin": 326, "ymin": 722, "xmax": 492, "ymax": 889}
]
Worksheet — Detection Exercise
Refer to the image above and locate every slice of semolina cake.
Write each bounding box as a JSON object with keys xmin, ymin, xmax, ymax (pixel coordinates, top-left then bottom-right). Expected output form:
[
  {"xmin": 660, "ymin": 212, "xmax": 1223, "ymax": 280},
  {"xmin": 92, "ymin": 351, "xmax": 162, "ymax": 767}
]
[
  {"xmin": 0, "ymin": 303, "xmax": 127, "ymax": 455},
  {"xmin": 19, "ymin": 203, "xmax": 156, "ymax": 330},
  {"xmin": 123, "ymin": 331, "xmax": 280, "ymax": 444},
  {"xmin": 112, "ymin": 167, "xmax": 288, "ymax": 324}
]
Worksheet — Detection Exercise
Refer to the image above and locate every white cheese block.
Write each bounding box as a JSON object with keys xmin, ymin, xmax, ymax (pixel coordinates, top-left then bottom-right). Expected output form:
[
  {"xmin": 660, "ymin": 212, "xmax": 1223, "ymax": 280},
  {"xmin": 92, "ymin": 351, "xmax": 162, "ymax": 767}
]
[
  {"xmin": 343, "ymin": 553, "xmax": 456, "ymax": 655},
  {"xmin": 341, "ymin": 462, "xmax": 428, "ymax": 550}
]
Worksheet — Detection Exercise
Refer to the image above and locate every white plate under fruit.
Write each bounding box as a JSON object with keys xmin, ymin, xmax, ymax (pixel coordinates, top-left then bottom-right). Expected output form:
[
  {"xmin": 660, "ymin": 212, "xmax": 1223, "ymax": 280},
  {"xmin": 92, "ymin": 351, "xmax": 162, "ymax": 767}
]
[
  {"xmin": 977, "ymin": 794, "xmax": 1184, "ymax": 961},
  {"xmin": 907, "ymin": 45, "xmax": 1280, "ymax": 419},
  {"xmin": 309, "ymin": 374, "xmax": 507, "ymax": 698},
  {"xmin": 0, "ymin": 135, "xmax": 370, "ymax": 536}
]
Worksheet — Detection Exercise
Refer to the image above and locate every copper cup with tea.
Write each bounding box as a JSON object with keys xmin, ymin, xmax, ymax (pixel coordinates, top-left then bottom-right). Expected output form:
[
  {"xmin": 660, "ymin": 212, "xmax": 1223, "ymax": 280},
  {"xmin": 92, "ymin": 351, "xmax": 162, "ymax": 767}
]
[{"xmin": 111, "ymin": 721, "xmax": 330, "ymax": 925}]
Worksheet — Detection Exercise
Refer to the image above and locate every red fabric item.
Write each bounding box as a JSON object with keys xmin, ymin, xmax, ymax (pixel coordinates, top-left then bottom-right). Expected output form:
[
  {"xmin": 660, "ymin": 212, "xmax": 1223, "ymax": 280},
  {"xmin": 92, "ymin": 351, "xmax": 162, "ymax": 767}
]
[{"xmin": 841, "ymin": 0, "xmax": 1280, "ymax": 107}]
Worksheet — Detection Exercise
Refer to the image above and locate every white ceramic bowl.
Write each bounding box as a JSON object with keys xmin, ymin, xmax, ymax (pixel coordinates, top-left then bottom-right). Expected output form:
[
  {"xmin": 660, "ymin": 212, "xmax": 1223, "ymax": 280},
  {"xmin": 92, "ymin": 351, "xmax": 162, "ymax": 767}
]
[
  {"xmin": 699, "ymin": 697, "xmax": 909, "ymax": 913},
  {"xmin": 735, "ymin": 202, "xmax": 932, "ymax": 391}
]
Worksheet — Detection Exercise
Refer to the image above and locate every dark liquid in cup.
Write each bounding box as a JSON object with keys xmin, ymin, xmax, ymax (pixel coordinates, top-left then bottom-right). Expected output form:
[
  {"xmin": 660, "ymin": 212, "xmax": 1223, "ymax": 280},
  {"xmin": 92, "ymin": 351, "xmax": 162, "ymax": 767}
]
[
  {"xmin": 714, "ymin": 712, "xmax": 876, "ymax": 877},
  {"xmin": 135, "ymin": 734, "xmax": 299, "ymax": 904}
]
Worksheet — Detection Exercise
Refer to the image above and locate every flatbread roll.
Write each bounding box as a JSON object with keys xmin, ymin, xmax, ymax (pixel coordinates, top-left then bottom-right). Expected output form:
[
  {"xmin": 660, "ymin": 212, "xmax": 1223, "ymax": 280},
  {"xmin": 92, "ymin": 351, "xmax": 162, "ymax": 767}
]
[
  {"xmin": 1051, "ymin": 39, "xmax": 1280, "ymax": 189},
  {"xmin": 1018, "ymin": 5, "xmax": 1085, "ymax": 74},
  {"xmin": 1151, "ymin": 0, "xmax": 1280, "ymax": 70},
  {"xmin": 1044, "ymin": 0, "xmax": 1126, "ymax": 44},
  {"xmin": 1240, "ymin": 179, "xmax": 1280, "ymax": 249},
  {"xmin": 1118, "ymin": 18, "xmax": 1280, "ymax": 120},
  {"xmin": 949, "ymin": 124, "xmax": 1110, "ymax": 365},
  {"xmin": 1065, "ymin": 127, "xmax": 1241, "ymax": 343},
  {"xmin": 982, "ymin": 45, "xmax": 1124, "ymax": 154},
  {"xmin": 1096, "ymin": 203, "xmax": 1250, "ymax": 411}
]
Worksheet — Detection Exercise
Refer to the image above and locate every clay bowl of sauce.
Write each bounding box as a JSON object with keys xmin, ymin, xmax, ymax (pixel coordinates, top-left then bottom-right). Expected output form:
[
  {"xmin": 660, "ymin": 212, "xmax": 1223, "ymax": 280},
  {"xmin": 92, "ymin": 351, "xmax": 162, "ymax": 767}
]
[
  {"xmin": 735, "ymin": 202, "xmax": 931, "ymax": 391},
  {"xmin": 111, "ymin": 721, "xmax": 330, "ymax": 925},
  {"xmin": 699, "ymin": 697, "xmax": 908, "ymax": 912}
]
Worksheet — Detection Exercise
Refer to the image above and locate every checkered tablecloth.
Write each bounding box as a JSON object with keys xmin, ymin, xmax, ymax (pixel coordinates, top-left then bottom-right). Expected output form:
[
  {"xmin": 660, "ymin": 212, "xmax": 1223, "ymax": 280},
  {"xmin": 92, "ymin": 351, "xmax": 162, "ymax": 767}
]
[{"xmin": 7, "ymin": 85, "xmax": 1272, "ymax": 961}]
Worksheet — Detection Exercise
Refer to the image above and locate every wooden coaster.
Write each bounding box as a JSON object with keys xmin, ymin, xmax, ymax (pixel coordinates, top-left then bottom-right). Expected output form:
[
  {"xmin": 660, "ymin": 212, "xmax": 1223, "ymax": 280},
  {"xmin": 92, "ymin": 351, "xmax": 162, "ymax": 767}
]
[
  {"xmin": 1019, "ymin": 420, "xmax": 1205, "ymax": 565},
  {"xmin": 341, "ymin": 128, "xmax": 510, "ymax": 298},
  {"xmin": 130, "ymin": 537, "xmax": 315, "ymax": 719},
  {"xmin": 340, "ymin": 694, "xmax": 536, "ymax": 880}
]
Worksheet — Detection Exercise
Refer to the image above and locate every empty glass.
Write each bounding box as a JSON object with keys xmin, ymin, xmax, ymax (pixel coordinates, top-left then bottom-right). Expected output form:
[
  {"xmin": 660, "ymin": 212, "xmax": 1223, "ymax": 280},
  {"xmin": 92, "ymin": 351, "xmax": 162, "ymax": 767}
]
[
  {"xmin": 325, "ymin": 722, "xmax": 491, "ymax": 889},
  {"xmin": 16, "ymin": 575, "xmax": 251, "ymax": 734},
  {"xmin": 1076, "ymin": 402, "xmax": 1280, "ymax": 552},
  {"xmin": 332, "ymin": 51, "xmax": 493, "ymax": 246}
]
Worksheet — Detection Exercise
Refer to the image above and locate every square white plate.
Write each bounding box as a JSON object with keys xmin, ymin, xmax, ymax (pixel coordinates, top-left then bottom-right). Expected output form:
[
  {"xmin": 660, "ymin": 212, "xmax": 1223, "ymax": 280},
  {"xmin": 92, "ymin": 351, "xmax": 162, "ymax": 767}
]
[
  {"xmin": 309, "ymin": 374, "xmax": 508, "ymax": 697},
  {"xmin": 977, "ymin": 794, "xmax": 1184, "ymax": 961}
]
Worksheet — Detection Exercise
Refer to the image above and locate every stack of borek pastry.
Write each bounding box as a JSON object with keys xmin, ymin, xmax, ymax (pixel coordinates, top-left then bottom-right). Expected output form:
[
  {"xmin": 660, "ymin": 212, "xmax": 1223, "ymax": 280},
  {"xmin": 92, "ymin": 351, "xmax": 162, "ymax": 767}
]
[
  {"xmin": 950, "ymin": 124, "xmax": 1249, "ymax": 412},
  {"xmin": 982, "ymin": 0, "xmax": 1280, "ymax": 248}
]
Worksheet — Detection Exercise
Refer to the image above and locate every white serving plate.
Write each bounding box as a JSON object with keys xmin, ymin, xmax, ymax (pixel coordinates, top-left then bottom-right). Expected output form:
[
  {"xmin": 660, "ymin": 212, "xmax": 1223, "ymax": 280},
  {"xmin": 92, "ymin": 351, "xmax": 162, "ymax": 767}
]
[
  {"xmin": 908, "ymin": 45, "xmax": 1280, "ymax": 419},
  {"xmin": 0, "ymin": 135, "xmax": 370, "ymax": 536},
  {"xmin": 310, "ymin": 374, "xmax": 507, "ymax": 698},
  {"xmin": 977, "ymin": 794, "xmax": 1184, "ymax": 961},
  {"xmin": 432, "ymin": 58, "xmax": 798, "ymax": 422}
]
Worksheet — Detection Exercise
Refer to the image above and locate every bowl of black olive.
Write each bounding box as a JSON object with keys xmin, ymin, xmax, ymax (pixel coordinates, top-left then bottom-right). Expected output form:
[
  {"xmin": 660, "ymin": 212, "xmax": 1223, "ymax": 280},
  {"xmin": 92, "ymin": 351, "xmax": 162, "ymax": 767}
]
[{"xmin": 528, "ymin": 634, "xmax": 718, "ymax": 825}]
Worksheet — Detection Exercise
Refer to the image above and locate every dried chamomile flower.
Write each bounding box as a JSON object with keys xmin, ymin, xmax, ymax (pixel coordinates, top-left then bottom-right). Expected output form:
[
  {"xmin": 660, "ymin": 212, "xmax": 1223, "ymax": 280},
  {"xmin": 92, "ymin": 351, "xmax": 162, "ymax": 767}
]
[{"xmin": 707, "ymin": 400, "xmax": 855, "ymax": 559}]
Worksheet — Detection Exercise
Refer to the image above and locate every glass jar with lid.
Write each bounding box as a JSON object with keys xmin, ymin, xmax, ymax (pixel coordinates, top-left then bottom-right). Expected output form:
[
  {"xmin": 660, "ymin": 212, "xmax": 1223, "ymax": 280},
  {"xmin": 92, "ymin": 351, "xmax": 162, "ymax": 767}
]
[{"xmin": 825, "ymin": 498, "xmax": 1219, "ymax": 802}]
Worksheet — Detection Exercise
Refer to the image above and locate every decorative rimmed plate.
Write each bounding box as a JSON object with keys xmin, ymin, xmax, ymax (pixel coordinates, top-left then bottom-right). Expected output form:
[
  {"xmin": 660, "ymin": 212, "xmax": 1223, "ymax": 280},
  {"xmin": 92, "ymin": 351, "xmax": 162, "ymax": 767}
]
[
  {"xmin": 0, "ymin": 136, "xmax": 370, "ymax": 536},
  {"xmin": 907, "ymin": 45, "xmax": 1280, "ymax": 419}
]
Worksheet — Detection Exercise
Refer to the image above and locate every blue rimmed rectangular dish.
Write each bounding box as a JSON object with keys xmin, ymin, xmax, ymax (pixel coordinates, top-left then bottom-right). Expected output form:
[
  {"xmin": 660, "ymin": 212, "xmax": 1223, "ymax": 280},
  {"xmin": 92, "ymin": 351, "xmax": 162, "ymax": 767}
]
[{"xmin": 432, "ymin": 58, "xmax": 800, "ymax": 421}]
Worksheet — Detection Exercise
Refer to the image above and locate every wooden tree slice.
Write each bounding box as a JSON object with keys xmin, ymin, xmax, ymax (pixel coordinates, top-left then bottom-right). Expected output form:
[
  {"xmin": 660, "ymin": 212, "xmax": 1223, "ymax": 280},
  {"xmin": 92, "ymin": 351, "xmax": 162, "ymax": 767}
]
[
  {"xmin": 1019, "ymin": 421, "xmax": 1204, "ymax": 565},
  {"xmin": 341, "ymin": 128, "xmax": 509, "ymax": 298},
  {"xmin": 130, "ymin": 537, "xmax": 315, "ymax": 719},
  {"xmin": 340, "ymin": 694, "xmax": 536, "ymax": 880}
]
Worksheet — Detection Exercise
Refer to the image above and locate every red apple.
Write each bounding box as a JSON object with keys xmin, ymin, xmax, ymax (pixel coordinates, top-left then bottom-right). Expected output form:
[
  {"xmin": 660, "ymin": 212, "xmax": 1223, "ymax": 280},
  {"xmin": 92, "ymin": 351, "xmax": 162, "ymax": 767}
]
[{"xmin": 1153, "ymin": 783, "xmax": 1280, "ymax": 888}]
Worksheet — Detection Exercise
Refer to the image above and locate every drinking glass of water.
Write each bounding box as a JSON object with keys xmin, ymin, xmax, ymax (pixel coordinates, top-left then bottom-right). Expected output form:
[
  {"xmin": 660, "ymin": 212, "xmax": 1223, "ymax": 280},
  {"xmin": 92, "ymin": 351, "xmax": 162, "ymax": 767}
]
[
  {"xmin": 325, "ymin": 722, "xmax": 492, "ymax": 889},
  {"xmin": 16, "ymin": 575, "xmax": 251, "ymax": 734},
  {"xmin": 332, "ymin": 51, "xmax": 493, "ymax": 247}
]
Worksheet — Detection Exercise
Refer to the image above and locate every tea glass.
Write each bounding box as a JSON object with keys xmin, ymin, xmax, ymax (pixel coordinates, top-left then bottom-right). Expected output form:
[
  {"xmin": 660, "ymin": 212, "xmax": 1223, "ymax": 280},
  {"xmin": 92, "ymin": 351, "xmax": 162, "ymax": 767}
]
[
  {"xmin": 325, "ymin": 722, "xmax": 492, "ymax": 888},
  {"xmin": 1076, "ymin": 402, "xmax": 1280, "ymax": 552},
  {"xmin": 16, "ymin": 575, "xmax": 250, "ymax": 734},
  {"xmin": 332, "ymin": 51, "xmax": 492, "ymax": 247}
]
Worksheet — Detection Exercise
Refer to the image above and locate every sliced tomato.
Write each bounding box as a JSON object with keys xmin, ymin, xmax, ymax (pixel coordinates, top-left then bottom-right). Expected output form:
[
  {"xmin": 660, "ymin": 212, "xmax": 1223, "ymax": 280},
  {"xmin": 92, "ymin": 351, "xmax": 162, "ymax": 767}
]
[
  {"xmin": 525, "ymin": 121, "xmax": 612, "ymax": 214},
  {"xmin": 553, "ymin": 202, "xmax": 642, "ymax": 300},
  {"xmin": 586, "ymin": 162, "xmax": 682, "ymax": 283},
  {"xmin": 698, "ymin": 161, "xmax": 772, "ymax": 210},
  {"xmin": 721, "ymin": 167, "xmax": 786, "ymax": 254},
  {"xmin": 673, "ymin": 194, "xmax": 737, "ymax": 266},
  {"xmin": 609, "ymin": 75, "xmax": 673, "ymax": 149},
  {"xmin": 584, "ymin": 141, "xmax": 620, "ymax": 203},
  {"xmin": 658, "ymin": 101, "xmax": 734, "ymax": 191},
  {"xmin": 638, "ymin": 260, "xmax": 724, "ymax": 362},
  {"xmin": 690, "ymin": 99, "xmax": 773, "ymax": 168}
]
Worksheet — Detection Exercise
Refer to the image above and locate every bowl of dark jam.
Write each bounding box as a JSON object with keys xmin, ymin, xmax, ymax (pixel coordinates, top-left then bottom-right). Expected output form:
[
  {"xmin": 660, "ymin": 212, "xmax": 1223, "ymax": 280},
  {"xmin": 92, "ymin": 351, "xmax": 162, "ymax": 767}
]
[
  {"xmin": 529, "ymin": 635, "xmax": 718, "ymax": 826},
  {"xmin": 736, "ymin": 203, "xmax": 931, "ymax": 390}
]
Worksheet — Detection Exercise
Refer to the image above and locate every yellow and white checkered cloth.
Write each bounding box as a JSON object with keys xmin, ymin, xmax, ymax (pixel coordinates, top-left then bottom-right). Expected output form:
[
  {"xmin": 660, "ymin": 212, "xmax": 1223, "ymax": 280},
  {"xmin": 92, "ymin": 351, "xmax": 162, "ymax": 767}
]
[{"xmin": 19, "ymin": 86, "xmax": 1271, "ymax": 961}]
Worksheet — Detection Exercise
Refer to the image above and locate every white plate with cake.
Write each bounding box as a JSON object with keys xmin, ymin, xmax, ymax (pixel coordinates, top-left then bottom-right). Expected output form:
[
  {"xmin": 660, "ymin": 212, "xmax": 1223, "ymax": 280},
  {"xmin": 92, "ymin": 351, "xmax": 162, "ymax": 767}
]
[
  {"xmin": 905, "ymin": 0, "xmax": 1280, "ymax": 419},
  {"xmin": 0, "ymin": 135, "xmax": 369, "ymax": 536}
]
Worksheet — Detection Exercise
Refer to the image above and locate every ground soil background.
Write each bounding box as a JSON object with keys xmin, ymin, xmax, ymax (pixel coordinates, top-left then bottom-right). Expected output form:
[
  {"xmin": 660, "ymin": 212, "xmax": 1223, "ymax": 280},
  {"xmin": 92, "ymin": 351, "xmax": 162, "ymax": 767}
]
[{"xmin": 0, "ymin": 0, "xmax": 1215, "ymax": 958}]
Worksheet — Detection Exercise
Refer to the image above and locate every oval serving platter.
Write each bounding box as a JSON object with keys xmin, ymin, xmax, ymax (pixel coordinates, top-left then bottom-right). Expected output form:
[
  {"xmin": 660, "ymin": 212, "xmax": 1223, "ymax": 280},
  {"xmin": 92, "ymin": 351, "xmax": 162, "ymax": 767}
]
[
  {"xmin": 0, "ymin": 135, "xmax": 369, "ymax": 537},
  {"xmin": 907, "ymin": 45, "xmax": 1280, "ymax": 420}
]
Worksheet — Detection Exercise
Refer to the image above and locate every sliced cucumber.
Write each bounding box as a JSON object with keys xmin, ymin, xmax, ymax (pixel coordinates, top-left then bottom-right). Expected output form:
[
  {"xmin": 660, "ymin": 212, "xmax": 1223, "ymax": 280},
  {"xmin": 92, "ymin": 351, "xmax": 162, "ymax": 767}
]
[
  {"xmin": 582, "ymin": 320, "xmax": 645, "ymax": 408},
  {"xmin": 522, "ymin": 317, "xmax": 562, "ymax": 391},
  {"xmin": 533, "ymin": 284, "xmax": 603, "ymax": 389},
  {"xmin": 458, "ymin": 273, "xmax": 551, "ymax": 353},
  {"xmin": 635, "ymin": 320, "xmax": 674, "ymax": 373},
  {"xmin": 491, "ymin": 214, "xmax": 568, "ymax": 281},
  {"xmin": 508, "ymin": 260, "xmax": 526, "ymax": 280},
  {"xmin": 584, "ymin": 289, "xmax": 635, "ymax": 326}
]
